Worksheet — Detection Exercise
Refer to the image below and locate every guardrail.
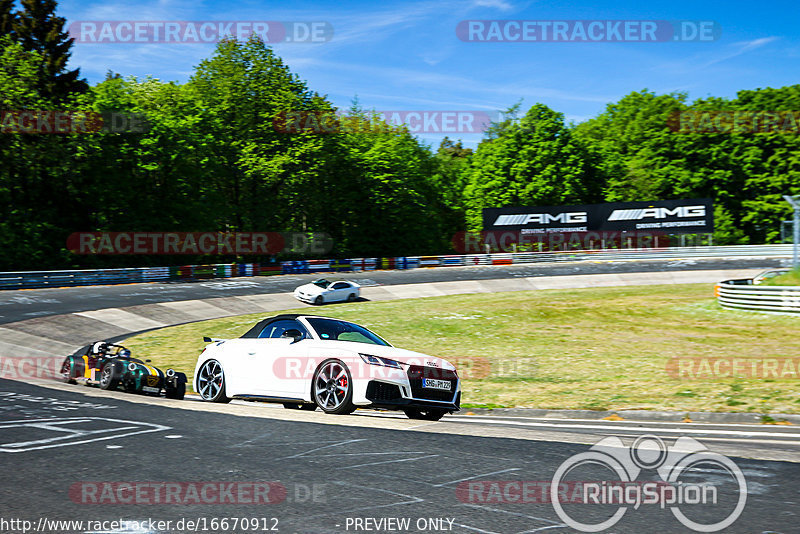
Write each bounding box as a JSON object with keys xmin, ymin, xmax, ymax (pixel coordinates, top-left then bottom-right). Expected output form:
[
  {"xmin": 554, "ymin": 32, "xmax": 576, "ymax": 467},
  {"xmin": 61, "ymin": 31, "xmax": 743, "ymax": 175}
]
[
  {"xmin": 716, "ymin": 279, "xmax": 800, "ymax": 313},
  {"xmin": 0, "ymin": 263, "xmax": 282, "ymax": 290},
  {"xmin": 0, "ymin": 244, "xmax": 792, "ymax": 290}
]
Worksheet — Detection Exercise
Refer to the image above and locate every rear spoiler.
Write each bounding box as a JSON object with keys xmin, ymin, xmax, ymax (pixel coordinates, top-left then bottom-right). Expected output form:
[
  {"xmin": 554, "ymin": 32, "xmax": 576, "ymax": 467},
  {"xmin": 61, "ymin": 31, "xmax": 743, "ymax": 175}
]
[{"xmin": 203, "ymin": 337, "xmax": 227, "ymax": 343}]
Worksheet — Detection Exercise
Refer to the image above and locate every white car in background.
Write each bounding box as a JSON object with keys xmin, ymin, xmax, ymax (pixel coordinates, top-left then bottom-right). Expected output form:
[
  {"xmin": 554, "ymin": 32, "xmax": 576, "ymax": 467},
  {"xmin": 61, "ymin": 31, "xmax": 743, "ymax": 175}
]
[
  {"xmin": 194, "ymin": 314, "xmax": 461, "ymax": 420},
  {"xmin": 294, "ymin": 279, "xmax": 360, "ymax": 305}
]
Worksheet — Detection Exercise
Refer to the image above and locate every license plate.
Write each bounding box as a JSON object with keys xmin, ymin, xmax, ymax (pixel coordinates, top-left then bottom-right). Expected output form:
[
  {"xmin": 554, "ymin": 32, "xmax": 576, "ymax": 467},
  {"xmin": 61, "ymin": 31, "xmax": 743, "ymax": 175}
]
[
  {"xmin": 142, "ymin": 386, "xmax": 160, "ymax": 393},
  {"xmin": 422, "ymin": 378, "xmax": 451, "ymax": 391}
]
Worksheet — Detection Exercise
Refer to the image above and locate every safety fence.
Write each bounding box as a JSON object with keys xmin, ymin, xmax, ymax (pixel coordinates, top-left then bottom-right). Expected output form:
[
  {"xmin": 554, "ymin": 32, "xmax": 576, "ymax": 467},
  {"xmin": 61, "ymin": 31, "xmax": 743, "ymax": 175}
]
[
  {"xmin": 0, "ymin": 244, "xmax": 791, "ymax": 290},
  {"xmin": 716, "ymin": 278, "xmax": 800, "ymax": 313}
]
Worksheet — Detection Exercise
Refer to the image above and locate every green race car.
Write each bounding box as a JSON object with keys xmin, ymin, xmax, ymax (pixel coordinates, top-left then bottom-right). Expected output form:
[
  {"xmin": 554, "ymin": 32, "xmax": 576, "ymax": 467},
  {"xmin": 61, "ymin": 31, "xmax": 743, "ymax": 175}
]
[{"xmin": 60, "ymin": 341, "xmax": 186, "ymax": 399}]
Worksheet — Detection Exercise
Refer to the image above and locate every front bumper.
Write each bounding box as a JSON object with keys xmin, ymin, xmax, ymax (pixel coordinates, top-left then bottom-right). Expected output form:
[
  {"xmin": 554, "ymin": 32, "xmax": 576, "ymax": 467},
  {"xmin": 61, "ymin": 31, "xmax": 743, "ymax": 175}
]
[
  {"xmin": 293, "ymin": 291, "xmax": 318, "ymax": 304},
  {"xmin": 358, "ymin": 368, "xmax": 461, "ymax": 412}
]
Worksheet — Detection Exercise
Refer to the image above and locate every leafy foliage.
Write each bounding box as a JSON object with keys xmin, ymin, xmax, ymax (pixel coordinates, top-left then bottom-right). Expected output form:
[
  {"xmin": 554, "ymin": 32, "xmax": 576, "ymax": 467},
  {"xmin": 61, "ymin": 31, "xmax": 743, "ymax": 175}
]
[
  {"xmin": 464, "ymin": 103, "xmax": 602, "ymax": 231},
  {"xmin": 0, "ymin": 0, "xmax": 798, "ymax": 270}
]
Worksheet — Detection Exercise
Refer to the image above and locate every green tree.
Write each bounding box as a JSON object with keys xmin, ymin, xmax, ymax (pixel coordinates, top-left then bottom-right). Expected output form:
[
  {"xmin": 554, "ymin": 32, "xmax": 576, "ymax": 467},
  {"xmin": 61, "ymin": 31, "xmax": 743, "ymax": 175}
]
[
  {"xmin": 13, "ymin": 0, "xmax": 87, "ymax": 101},
  {"xmin": 464, "ymin": 103, "xmax": 601, "ymax": 230},
  {"xmin": 0, "ymin": 0, "xmax": 16, "ymax": 36}
]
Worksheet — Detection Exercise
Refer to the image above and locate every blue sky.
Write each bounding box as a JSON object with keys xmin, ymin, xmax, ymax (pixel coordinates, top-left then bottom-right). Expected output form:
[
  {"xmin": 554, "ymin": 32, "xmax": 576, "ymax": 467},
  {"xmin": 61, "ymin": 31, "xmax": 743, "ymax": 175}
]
[{"xmin": 60, "ymin": 0, "xmax": 799, "ymax": 149}]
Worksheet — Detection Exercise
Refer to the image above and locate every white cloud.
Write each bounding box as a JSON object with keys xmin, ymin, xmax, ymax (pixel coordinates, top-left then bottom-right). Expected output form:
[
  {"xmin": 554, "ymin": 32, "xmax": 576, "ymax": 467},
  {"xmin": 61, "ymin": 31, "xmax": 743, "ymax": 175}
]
[
  {"xmin": 471, "ymin": 0, "xmax": 514, "ymax": 11},
  {"xmin": 701, "ymin": 36, "xmax": 779, "ymax": 68}
]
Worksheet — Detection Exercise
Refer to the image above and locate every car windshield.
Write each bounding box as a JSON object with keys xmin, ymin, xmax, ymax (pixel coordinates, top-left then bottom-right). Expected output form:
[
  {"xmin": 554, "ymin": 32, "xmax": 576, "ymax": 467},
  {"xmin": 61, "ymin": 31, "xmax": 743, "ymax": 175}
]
[
  {"xmin": 312, "ymin": 279, "xmax": 331, "ymax": 288},
  {"xmin": 305, "ymin": 318, "xmax": 390, "ymax": 346}
]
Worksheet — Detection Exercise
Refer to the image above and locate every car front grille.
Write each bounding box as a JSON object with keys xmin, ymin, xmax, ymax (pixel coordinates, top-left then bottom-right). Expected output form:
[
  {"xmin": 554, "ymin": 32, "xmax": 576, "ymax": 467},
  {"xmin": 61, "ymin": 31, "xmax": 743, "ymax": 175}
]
[
  {"xmin": 366, "ymin": 381, "xmax": 402, "ymax": 402},
  {"xmin": 407, "ymin": 365, "xmax": 458, "ymax": 402}
]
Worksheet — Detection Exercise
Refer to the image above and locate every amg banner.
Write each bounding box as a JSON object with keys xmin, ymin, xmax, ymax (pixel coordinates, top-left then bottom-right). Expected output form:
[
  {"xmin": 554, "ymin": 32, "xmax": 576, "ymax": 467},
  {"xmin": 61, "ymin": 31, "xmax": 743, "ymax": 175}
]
[{"xmin": 482, "ymin": 198, "xmax": 713, "ymax": 234}]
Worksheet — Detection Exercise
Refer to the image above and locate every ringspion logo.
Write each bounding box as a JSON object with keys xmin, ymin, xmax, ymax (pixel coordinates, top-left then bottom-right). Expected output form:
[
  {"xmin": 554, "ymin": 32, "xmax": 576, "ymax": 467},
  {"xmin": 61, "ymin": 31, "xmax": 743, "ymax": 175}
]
[{"xmin": 551, "ymin": 435, "xmax": 746, "ymax": 532}]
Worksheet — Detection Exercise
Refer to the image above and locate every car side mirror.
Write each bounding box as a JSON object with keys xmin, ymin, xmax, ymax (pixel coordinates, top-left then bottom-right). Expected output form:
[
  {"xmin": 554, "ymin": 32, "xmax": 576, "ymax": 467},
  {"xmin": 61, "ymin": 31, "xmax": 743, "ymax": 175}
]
[
  {"xmin": 145, "ymin": 359, "xmax": 152, "ymax": 363},
  {"xmin": 281, "ymin": 329, "xmax": 304, "ymax": 343}
]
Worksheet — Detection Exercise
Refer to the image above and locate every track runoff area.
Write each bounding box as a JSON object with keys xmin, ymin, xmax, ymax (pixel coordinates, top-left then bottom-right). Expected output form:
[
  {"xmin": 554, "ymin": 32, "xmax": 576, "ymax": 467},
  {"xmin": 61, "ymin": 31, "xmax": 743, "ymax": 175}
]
[{"xmin": 0, "ymin": 253, "xmax": 798, "ymax": 534}]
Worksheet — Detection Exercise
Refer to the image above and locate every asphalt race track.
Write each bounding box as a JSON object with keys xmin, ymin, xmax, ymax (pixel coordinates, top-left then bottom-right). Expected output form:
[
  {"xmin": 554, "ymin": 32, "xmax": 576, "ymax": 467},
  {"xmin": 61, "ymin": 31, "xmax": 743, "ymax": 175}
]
[
  {"xmin": 0, "ymin": 255, "xmax": 797, "ymax": 533},
  {"xmin": 1, "ymin": 379, "xmax": 799, "ymax": 534},
  {"xmin": 0, "ymin": 256, "xmax": 784, "ymax": 323}
]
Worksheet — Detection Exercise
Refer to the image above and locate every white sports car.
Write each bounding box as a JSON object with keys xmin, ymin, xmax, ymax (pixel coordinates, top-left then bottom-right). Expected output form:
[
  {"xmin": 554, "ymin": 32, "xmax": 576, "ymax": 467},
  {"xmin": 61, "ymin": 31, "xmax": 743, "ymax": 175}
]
[
  {"xmin": 293, "ymin": 279, "xmax": 360, "ymax": 305},
  {"xmin": 194, "ymin": 314, "xmax": 460, "ymax": 420}
]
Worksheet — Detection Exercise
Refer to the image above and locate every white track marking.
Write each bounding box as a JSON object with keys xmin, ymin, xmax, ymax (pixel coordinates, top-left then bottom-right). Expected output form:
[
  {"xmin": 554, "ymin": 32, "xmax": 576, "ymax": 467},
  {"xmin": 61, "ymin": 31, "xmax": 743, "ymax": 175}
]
[
  {"xmin": 337, "ymin": 454, "xmax": 439, "ymax": 470},
  {"xmin": 0, "ymin": 417, "xmax": 169, "ymax": 452},
  {"xmin": 452, "ymin": 523, "xmax": 501, "ymax": 534},
  {"xmin": 302, "ymin": 482, "xmax": 425, "ymax": 520},
  {"xmin": 280, "ymin": 438, "xmax": 366, "ymax": 459},
  {"xmin": 450, "ymin": 416, "xmax": 800, "ymax": 439},
  {"xmin": 433, "ymin": 468, "xmax": 522, "ymax": 487}
]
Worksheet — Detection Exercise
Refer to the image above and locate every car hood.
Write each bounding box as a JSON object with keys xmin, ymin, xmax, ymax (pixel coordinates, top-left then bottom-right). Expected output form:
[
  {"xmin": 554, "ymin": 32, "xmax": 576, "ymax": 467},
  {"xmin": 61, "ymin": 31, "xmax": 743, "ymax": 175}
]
[
  {"xmin": 295, "ymin": 283, "xmax": 326, "ymax": 295},
  {"xmin": 302, "ymin": 339, "xmax": 456, "ymax": 371}
]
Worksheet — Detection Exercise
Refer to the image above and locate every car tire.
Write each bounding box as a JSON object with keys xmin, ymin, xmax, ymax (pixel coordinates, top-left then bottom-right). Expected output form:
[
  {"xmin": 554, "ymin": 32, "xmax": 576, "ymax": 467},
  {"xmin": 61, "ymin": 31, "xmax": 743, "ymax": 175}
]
[
  {"xmin": 314, "ymin": 295, "xmax": 323, "ymax": 305},
  {"xmin": 99, "ymin": 362, "xmax": 120, "ymax": 390},
  {"xmin": 403, "ymin": 408, "xmax": 446, "ymax": 421},
  {"xmin": 60, "ymin": 358, "xmax": 77, "ymax": 384},
  {"xmin": 347, "ymin": 293, "xmax": 356, "ymax": 302},
  {"xmin": 313, "ymin": 359, "xmax": 356, "ymax": 415},
  {"xmin": 196, "ymin": 359, "xmax": 230, "ymax": 403},
  {"xmin": 165, "ymin": 379, "xmax": 186, "ymax": 400},
  {"xmin": 283, "ymin": 402, "xmax": 317, "ymax": 411},
  {"xmin": 124, "ymin": 378, "xmax": 141, "ymax": 394}
]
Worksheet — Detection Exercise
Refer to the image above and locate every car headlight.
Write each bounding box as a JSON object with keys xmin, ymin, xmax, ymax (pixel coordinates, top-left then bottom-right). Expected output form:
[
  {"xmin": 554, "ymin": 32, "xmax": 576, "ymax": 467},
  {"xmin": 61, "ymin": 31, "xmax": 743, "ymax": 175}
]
[{"xmin": 359, "ymin": 354, "xmax": 402, "ymax": 368}]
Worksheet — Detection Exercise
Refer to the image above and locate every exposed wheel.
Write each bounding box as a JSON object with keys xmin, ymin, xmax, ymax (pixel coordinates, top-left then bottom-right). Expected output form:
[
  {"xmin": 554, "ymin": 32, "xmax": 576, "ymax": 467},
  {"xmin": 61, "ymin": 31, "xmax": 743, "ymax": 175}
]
[
  {"xmin": 60, "ymin": 358, "xmax": 77, "ymax": 384},
  {"xmin": 99, "ymin": 363, "xmax": 120, "ymax": 390},
  {"xmin": 282, "ymin": 402, "xmax": 317, "ymax": 411},
  {"xmin": 196, "ymin": 359, "xmax": 230, "ymax": 403},
  {"xmin": 165, "ymin": 380, "xmax": 186, "ymax": 400},
  {"xmin": 404, "ymin": 408, "xmax": 446, "ymax": 421},
  {"xmin": 313, "ymin": 359, "xmax": 355, "ymax": 415},
  {"xmin": 123, "ymin": 377, "xmax": 141, "ymax": 394},
  {"xmin": 347, "ymin": 293, "xmax": 356, "ymax": 302},
  {"xmin": 314, "ymin": 295, "xmax": 323, "ymax": 305}
]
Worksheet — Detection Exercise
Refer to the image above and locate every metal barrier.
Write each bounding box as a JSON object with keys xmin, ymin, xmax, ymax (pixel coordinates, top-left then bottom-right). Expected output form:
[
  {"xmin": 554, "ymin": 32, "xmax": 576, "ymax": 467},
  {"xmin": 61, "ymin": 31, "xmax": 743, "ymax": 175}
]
[
  {"xmin": 717, "ymin": 279, "xmax": 800, "ymax": 313},
  {"xmin": 0, "ymin": 244, "xmax": 792, "ymax": 291}
]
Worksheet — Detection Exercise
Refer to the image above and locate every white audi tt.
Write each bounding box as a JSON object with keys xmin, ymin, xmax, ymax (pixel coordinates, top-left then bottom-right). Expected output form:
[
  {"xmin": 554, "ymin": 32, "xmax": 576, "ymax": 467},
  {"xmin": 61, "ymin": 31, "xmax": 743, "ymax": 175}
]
[
  {"xmin": 293, "ymin": 279, "xmax": 360, "ymax": 305},
  {"xmin": 193, "ymin": 314, "xmax": 460, "ymax": 420}
]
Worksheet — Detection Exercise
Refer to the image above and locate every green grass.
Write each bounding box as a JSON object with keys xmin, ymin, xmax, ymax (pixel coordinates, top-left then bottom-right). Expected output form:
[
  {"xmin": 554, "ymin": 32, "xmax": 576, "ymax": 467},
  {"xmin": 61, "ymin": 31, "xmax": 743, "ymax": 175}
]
[
  {"xmin": 123, "ymin": 284, "xmax": 800, "ymax": 413},
  {"xmin": 762, "ymin": 268, "xmax": 800, "ymax": 286}
]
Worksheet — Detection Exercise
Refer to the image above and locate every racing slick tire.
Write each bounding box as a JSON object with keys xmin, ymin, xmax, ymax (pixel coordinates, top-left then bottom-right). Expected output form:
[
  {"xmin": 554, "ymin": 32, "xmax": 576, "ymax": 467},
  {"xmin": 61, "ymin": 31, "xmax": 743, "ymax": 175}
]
[
  {"xmin": 314, "ymin": 295, "xmax": 323, "ymax": 305},
  {"xmin": 165, "ymin": 377, "xmax": 186, "ymax": 400},
  {"xmin": 60, "ymin": 358, "xmax": 77, "ymax": 384},
  {"xmin": 99, "ymin": 362, "xmax": 121, "ymax": 390}
]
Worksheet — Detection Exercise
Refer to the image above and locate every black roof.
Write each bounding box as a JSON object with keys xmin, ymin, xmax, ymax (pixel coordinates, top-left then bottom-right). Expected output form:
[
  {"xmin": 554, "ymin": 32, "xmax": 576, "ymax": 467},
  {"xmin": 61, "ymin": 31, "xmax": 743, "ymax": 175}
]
[
  {"xmin": 240, "ymin": 314, "xmax": 303, "ymax": 338},
  {"xmin": 238, "ymin": 314, "xmax": 352, "ymax": 338}
]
